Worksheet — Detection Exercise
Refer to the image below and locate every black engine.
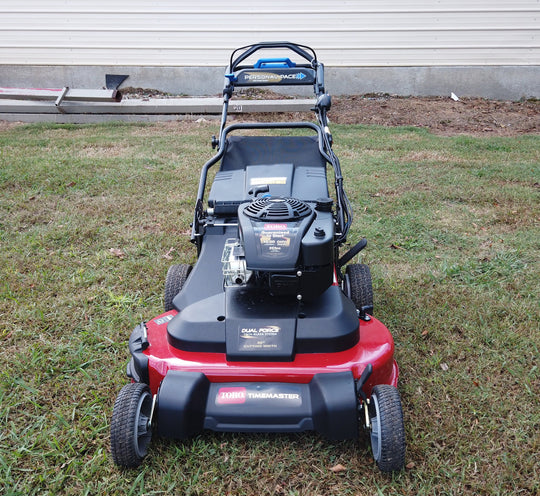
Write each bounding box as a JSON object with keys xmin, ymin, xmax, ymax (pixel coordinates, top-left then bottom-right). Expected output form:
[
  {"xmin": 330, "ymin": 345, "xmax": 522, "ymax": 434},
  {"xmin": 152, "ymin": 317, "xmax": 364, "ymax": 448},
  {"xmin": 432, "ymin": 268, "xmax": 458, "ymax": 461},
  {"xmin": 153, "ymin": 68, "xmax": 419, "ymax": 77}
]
[{"xmin": 223, "ymin": 197, "xmax": 335, "ymax": 301}]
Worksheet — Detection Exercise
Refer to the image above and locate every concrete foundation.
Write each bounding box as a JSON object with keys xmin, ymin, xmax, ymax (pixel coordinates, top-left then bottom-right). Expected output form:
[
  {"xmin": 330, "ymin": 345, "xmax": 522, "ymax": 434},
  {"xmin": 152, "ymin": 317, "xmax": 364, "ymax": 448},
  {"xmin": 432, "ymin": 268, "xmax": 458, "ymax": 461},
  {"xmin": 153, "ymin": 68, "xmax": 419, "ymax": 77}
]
[{"xmin": 1, "ymin": 65, "xmax": 538, "ymax": 101}]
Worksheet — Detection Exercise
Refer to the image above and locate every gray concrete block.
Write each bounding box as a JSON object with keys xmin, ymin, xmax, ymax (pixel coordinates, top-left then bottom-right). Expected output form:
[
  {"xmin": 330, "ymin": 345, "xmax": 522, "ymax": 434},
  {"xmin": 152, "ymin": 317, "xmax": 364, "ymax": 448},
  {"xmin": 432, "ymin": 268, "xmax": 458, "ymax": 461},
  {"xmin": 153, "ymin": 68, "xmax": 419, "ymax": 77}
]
[{"xmin": 1, "ymin": 65, "xmax": 538, "ymax": 100}]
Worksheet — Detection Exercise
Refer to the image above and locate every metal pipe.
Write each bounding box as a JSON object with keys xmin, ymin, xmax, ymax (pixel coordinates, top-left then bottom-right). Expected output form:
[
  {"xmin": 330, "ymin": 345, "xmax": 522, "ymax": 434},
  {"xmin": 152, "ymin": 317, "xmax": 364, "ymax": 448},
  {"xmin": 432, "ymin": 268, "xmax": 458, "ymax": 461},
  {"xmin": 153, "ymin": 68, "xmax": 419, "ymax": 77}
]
[{"xmin": 0, "ymin": 87, "xmax": 122, "ymax": 102}]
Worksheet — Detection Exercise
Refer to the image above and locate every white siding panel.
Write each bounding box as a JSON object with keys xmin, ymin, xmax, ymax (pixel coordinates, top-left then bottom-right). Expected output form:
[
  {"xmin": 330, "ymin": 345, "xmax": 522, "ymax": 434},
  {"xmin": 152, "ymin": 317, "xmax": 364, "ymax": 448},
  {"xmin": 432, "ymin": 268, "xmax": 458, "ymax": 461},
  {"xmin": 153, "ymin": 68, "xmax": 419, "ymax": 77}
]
[
  {"xmin": 2, "ymin": 32, "xmax": 537, "ymax": 51},
  {"xmin": 3, "ymin": 0, "xmax": 539, "ymax": 12},
  {"xmin": 3, "ymin": 48, "xmax": 536, "ymax": 67},
  {"xmin": 2, "ymin": 12, "xmax": 538, "ymax": 29},
  {"xmin": 0, "ymin": 1, "xmax": 539, "ymax": 67}
]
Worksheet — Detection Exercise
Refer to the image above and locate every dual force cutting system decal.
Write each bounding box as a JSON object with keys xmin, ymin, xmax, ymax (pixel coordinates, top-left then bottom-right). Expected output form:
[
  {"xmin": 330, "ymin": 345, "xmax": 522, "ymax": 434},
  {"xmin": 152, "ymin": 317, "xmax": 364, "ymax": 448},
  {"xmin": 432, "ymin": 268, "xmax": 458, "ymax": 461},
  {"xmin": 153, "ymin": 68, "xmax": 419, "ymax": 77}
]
[{"xmin": 239, "ymin": 325, "xmax": 282, "ymax": 351}]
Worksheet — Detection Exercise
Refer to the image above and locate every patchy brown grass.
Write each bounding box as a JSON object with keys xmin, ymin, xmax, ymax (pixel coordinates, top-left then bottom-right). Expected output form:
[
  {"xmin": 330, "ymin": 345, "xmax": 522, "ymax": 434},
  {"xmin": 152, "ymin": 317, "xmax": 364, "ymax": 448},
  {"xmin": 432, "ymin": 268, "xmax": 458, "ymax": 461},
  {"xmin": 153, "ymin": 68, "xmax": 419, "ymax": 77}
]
[{"xmin": 0, "ymin": 121, "xmax": 538, "ymax": 495}]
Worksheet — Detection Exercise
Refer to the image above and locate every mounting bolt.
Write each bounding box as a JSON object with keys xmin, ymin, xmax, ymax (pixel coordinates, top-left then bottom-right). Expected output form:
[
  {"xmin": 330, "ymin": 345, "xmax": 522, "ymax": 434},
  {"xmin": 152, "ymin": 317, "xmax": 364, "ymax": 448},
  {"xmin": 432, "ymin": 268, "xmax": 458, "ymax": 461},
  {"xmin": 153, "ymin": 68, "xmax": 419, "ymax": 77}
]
[
  {"xmin": 297, "ymin": 294, "xmax": 302, "ymax": 301},
  {"xmin": 297, "ymin": 270, "xmax": 302, "ymax": 277}
]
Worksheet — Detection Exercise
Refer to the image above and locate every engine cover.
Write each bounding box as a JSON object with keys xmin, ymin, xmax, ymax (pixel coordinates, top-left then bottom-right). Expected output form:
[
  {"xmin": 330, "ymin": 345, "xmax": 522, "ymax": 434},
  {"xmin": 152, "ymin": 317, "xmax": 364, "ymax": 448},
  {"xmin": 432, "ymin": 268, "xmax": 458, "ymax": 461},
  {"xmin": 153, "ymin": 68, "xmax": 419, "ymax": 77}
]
[{"xmin": 237, "ymin": 197, "xmax": 334, "ymax": 300}]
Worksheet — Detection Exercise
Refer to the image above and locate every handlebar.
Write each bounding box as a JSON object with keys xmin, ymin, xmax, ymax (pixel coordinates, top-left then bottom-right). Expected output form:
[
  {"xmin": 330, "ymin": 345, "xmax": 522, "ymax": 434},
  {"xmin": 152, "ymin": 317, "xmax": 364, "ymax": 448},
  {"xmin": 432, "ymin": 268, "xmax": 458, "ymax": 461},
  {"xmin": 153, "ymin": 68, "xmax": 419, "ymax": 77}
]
[
  {"xmin": 224, "ymin": 42, "xmax": 324, "ymax": 96},
  {"xmin": 229, "ymin": 42, "xmax": 317, "ymax": 72}
]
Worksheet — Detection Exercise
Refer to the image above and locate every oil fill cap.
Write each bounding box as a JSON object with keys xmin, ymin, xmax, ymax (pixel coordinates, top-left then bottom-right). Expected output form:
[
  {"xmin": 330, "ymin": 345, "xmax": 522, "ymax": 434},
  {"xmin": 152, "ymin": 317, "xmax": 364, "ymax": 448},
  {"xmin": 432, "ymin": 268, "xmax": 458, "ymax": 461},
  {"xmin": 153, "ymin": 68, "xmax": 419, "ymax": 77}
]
[{"xmin": 315, "ymin": 197, "xmax": 333, "ymax": 212}]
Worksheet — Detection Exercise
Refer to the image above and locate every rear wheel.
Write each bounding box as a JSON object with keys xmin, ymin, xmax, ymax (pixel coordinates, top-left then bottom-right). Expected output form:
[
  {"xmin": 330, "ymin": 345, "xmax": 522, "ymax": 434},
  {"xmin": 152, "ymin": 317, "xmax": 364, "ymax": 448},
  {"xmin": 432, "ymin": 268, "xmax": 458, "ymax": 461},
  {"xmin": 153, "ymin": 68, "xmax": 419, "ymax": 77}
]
[
  {"xmin": 368, "ymin": 384, "xmax": 406, "ymax": 473},
  {"xmin": 164, "ymin": 263, "xmax": 192, "ymax": 312},
  {"xmin": 110, "ymin": 383, "xmax": 153, "ymax": 468},
  {"xmin": 344, "ymin": 264, "xmax": 373, "ymax": 315}
]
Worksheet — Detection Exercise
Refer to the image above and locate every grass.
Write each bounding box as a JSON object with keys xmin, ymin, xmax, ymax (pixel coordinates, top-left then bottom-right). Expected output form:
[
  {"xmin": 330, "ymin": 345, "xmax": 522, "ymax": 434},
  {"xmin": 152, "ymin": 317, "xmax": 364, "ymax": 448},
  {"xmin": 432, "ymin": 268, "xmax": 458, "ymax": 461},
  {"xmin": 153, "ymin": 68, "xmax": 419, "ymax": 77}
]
[{"xmin": 0, "ymin": 120, "xmax": 538, "ymax": 495}]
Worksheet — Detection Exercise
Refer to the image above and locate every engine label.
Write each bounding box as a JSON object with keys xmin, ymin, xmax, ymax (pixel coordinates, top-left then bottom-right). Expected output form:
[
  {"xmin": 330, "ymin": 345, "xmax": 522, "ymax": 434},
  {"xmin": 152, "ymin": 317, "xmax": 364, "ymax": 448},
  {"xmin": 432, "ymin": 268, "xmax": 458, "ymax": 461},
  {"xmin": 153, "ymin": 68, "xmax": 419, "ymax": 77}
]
[
  {"xmin": 239, "ymin": 325, "xmax": 282, "ymax": 351},
  {"xmin": 256, "ymin": 226, "xmax": 297, "ymax": 256}
]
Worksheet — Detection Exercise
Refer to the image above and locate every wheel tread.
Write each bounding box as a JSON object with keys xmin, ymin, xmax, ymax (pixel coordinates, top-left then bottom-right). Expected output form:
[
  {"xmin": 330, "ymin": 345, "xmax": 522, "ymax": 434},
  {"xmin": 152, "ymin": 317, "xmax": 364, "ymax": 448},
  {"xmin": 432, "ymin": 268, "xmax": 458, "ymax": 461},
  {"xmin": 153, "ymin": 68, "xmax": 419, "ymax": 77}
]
[
  {"xmin": 164, "ymin": 263, "xmax": 192, "ymax": 312},
  {"xmin": 110, "ymin": 383, "xmax": 151, "ymax": 468},
  {"xmin": 369, "ymin": 384, "xmax": 406, "ymax": 473},
  {"xmin": 346, "ymin": 263, "xmax": 373, "ymax": 314}
]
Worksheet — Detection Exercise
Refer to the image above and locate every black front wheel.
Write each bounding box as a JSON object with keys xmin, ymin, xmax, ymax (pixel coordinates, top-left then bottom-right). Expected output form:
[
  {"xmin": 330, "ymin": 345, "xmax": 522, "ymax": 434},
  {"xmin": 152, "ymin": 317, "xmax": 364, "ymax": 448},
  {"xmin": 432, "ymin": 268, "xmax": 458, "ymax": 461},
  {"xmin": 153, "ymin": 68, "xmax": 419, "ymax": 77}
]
[
  {"xmin": 367, "ymin": 384, "xmax": 406, "ymax": 473},
  {"xmin": 110, "ymin": 383, "xmax": 153, "ymax": 468}
]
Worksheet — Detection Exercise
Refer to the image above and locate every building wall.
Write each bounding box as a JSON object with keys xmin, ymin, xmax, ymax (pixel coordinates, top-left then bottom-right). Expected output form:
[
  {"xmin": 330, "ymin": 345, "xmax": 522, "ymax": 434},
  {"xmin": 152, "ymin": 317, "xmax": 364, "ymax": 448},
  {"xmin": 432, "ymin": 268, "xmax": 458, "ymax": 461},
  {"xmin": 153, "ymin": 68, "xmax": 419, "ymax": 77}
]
[{"xmin": 1, "ymin": 1, "xmax": 539, "ymax": 98}]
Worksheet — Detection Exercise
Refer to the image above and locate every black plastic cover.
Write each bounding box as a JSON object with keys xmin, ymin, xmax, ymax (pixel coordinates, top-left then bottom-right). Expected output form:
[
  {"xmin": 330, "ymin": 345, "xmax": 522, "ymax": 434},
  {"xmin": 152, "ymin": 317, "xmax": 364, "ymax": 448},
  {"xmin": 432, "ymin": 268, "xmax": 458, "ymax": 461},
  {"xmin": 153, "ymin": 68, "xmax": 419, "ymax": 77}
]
[
  {"xmin": 301, "ymin": 210, "xmax": 334, "ymax": 267},
  {"xmin": 295, "ymin": 286, "xmax": 359, "ymax": 352},
  {"xmin": 171, "ymin": 226, "xmax": 235, "ymax": 311},
  {"xmin": 207, "ymin": 135, "xmax": 329, "ymax": 216},
  {"xmin": 208, "ymin": 163, "xmax": 294, "ymax": 215},
  {"xmin": 127, "ymin": 323, "xmax": 149, "ymax": 384},
  {"xmin": 224, "ymin": 286, "xmax": 298, "ymax": 361},
  {"xmin": 208, "ymin": 163, "xmax": 329, "ymax": 216},
  {"xmin": 220, "ymin": 136, "xmax": 326, "ymax": 171},
  {"xmin": 168, "ymin": 284, "xmax": 359, "ymax": 358},
  {"xmin": 155, "ymin": 371, "xmax": 357, "ymax": 440},
  {"xmin": 201, "ymin": 372, "xmax": 358, "ymax": 439},
  {"xmin": 167, "ymin": 293, "xmax": 226, "ymax": 353},
  {"xmin": 156, "ymin": 371, "xmax": 210, "ymax": 439}
]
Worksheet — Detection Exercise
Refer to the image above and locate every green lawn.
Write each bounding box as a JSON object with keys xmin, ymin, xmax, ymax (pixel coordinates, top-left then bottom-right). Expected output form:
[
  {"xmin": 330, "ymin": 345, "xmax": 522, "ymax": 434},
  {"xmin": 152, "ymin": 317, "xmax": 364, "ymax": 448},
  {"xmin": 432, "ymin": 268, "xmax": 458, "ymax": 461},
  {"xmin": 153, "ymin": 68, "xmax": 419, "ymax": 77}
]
[{"xmin": 0, "ymin": 121, "xmax": 538, "ymax": 495}]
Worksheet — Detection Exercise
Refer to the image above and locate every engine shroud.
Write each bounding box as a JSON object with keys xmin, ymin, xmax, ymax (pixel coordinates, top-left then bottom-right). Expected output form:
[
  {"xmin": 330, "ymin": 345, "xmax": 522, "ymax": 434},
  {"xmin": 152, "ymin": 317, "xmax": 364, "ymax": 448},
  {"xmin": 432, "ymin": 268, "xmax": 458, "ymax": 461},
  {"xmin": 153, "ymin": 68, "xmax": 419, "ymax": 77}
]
[{"xmin": 237, "ymin": 197, "xmax": 334, "ymax": 300}]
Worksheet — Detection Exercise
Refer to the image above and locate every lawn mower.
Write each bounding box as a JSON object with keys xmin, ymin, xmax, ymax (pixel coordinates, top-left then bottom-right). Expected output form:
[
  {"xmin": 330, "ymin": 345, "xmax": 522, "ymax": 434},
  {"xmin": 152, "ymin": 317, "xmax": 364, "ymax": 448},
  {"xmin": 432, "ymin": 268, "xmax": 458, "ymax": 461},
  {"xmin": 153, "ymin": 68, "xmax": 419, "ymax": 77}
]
[{"xmin": 110, "ymin": 42, "xmax": 406, "ymax": 472}]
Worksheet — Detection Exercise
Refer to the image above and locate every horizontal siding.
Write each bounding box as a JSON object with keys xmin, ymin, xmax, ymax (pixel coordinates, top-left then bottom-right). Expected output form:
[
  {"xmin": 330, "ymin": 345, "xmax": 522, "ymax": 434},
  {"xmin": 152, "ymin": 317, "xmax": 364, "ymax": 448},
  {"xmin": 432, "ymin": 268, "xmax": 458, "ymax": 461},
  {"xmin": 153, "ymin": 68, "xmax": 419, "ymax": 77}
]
[
  {"xmin": 0, "ymin": 1, "xmax": 539, "ymax": 67},
  {"xmin": 3, "ymin": 12, "xmax": 538, "ymax": 29},
  {"xmin": 3, "ymin": 0, "xmax": 539, "ymax": 12}
]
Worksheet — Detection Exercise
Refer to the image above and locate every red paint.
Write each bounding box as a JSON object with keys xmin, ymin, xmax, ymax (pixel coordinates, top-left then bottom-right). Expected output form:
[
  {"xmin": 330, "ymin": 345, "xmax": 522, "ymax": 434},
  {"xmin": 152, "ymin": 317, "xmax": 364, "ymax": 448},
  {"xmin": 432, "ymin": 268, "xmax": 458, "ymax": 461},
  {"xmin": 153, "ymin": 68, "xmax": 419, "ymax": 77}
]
[{"xmin": 143, "ymin": 311, "xmax": 398, "ymax": 396}]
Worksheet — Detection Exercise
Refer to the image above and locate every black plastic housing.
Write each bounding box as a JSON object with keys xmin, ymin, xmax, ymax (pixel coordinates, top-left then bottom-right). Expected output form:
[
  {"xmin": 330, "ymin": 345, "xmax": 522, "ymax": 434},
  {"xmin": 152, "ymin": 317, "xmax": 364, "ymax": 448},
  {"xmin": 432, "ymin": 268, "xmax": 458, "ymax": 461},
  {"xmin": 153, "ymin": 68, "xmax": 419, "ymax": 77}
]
[
  {"xmin": 207, "ymin": 136, "xmax": 330, "ymax": 216},
  {"xmin": 156, "ymin": 371, "xmax": 210, "ymax": 439},
  {"xmin": 166, "ymin": 283, "xmax": 360, "ymax": 360},
  {"xmin": 155, "ymin": 370, "xmax": 358, "ymax": 440},
  {"xmin": 126, "ymin": 323, "xmax": 149, "ymax": 384}
]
